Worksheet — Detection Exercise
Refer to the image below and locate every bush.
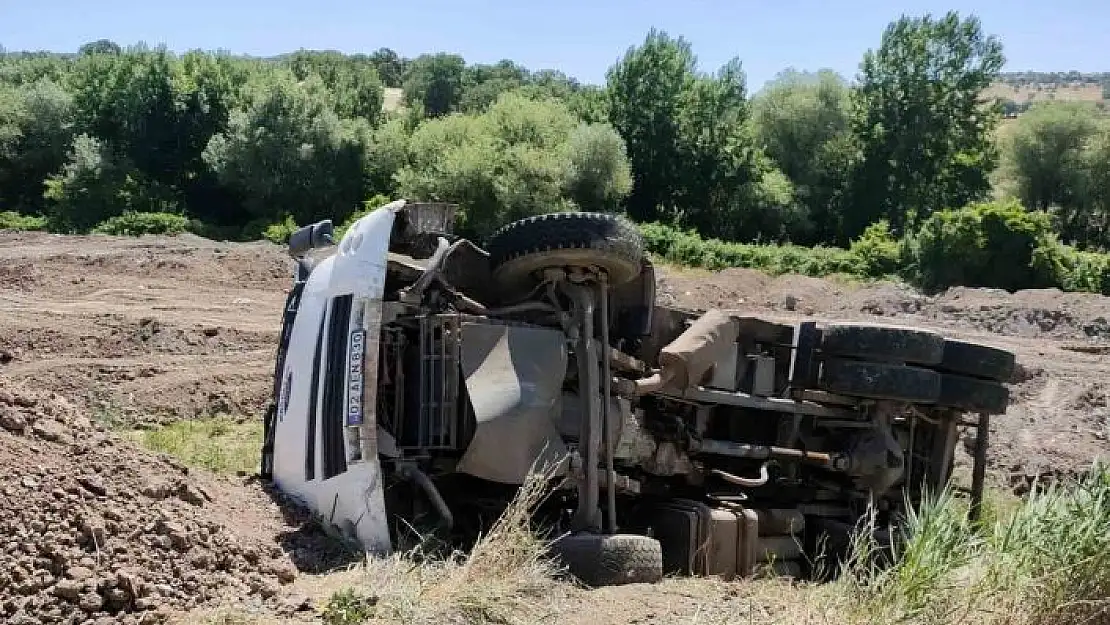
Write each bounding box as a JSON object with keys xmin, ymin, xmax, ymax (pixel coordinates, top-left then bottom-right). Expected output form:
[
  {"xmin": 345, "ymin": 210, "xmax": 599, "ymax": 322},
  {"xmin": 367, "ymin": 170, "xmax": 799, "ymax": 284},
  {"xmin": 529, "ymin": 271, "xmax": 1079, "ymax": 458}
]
[
  {"xmin": 0, "ymin": 211, "xmax": 48, "ymax": 231},
  {"xmin": 638, "ymin": 221, "xmax": 863, "ymax": 277},
  {"xmin": 849, "ymin": 219, "xmax": 902, "ymax": 277},
  {"xmin": 261, "ymin": 215, "xmax": 298, "ymax": 245},
  {"xmin": 1054, "ymin": 245, "xmax": 1110, "ymax": 295},
  {"xmin": 91, "ymin": 211, "xmax": 189, "ymax": 236},
  {"xmin": 902, "ymin": 199, "xmax": 1061, "ymax": 292}
]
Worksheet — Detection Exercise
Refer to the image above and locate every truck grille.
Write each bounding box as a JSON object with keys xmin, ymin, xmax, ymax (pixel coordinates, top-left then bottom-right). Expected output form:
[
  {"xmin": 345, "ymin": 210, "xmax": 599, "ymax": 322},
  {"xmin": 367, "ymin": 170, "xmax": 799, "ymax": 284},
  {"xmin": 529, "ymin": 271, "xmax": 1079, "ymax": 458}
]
[{"xmin": 383, "ymin": 314, "xmax": 472, "ymax": 453}]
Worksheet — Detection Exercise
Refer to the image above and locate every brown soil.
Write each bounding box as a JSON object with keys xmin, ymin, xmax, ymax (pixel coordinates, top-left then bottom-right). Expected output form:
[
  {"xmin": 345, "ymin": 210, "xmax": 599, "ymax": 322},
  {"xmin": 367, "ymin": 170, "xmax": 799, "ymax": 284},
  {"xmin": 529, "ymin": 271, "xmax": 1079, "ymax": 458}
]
[{"xmin": 1, "ymin": 231, "xmax": 1107, "ymax": 623}]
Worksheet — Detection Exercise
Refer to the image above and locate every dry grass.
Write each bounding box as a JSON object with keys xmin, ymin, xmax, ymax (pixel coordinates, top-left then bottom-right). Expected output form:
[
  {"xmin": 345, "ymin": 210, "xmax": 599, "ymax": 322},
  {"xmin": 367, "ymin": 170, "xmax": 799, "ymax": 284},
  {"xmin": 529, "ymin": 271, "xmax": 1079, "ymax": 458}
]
[
  {"xmin": 302, "ymin": 463, "xmax": 566, "ymax": 625},
  {"xmin": 383, "ymin": 87, "xmax": 404, "ymax": 113},
  {"xmin": 179, "ymin": 464, "xmax": 1110, "ymax": 625}
]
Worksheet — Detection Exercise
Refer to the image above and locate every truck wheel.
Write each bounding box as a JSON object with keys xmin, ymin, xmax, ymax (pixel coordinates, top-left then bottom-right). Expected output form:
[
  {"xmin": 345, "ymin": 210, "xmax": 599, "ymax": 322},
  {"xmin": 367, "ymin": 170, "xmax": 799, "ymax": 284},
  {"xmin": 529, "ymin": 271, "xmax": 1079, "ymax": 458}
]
[
  {"xmin": 937, "ymin": 339, "xmax": 1016, "ymax": 382},
  {"xmin": 936, "ymin": 374, "xmax": 1009, "ymax": 414},
  {"xmin": 549, "ymin": 533, "xmax": 663, "ymax": 587},
  {"xmin": 487, "ymin": 212, "xmax": 645, "ymax": 295},
  {"xmin": 819, "ymin": 323, "xmax": 944, "ymax": 365},
  {"xmin": 818, "ymin": 358, "xmax": 941, "ymax": 404}
]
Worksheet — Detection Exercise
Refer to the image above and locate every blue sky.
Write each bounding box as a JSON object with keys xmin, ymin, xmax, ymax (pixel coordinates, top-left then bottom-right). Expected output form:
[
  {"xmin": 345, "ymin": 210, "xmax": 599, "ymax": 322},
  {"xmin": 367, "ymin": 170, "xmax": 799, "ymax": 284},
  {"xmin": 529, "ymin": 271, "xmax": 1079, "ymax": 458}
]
[{"xmin": 1, "ymin": 0, "xmax": 1106, "ymax": 91}]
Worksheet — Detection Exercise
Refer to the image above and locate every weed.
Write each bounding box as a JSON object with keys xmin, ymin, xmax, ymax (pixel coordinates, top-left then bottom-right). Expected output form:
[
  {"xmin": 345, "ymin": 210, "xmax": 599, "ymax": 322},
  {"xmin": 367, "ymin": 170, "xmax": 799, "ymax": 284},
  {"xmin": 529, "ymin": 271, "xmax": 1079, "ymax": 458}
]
[
  {"xmin": 127, "ymin": 416, "xmax": 262, "ymax": 475},
  {"xmin": 835, "ymin": 464, "xmax": 1110, "ymax": 625},
  {"xmin": 321, "ymin": 588, "xmax": 378, "ymax": 625}
]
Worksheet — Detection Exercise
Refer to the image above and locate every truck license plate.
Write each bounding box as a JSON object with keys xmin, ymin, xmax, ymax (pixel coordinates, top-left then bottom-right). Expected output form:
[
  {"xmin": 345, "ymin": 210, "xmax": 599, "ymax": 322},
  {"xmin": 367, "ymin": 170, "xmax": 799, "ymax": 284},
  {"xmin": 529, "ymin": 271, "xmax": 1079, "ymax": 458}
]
[{"xmin": 346, "ymin": 329, "xmax": 365, "ymax": 426}]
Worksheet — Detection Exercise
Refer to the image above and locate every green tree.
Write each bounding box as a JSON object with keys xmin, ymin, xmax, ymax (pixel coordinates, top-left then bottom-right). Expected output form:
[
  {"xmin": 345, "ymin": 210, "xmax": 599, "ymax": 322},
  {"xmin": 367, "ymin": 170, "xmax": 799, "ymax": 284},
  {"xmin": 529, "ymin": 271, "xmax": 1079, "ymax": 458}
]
[
  {"xmin": 459, "ymin": 60, "xmax": 528, "ymax": 112},
  {"xmin": 751, "ymin": 69, "xmax": 856, "ymax": 244},
  {"xmin": 562, "ymin": 123, "xmax": 632, "ymax": 212},
  {"xmin": 173, "ymin": 51, "xmax": 253, "ymax": 225},
  {"xmin": 78, "ymin": 39, "xmax": 122, "ymax": 56},
  {"xmin": 395, "ymin": 92, "xmax": 632, "ymax": 239},
  {"xmin": 369, "ymin": 48, "xmax": 406, "ymax": 88},
  {"xmin": 285, "ymin": 50, "xmax": 384, "ymax": 121},
  {"xmin": 675, "ymin": 58, "xmax": 799, "ymax": 241},
  {"xmin": 606, "ymin": 29, "xmax": 695, "ymax": 223},
  {"xmin": 364, "ymin": 117, "xmax": 410, "ymax": 198},
  {"xmin": 66, "ymin": 46, "xmax": 249, "ymax": 223},
  {"xmin": 607, "ymin": 32, "xmax": 790, "ymax": 241},
  {"xmin": 202, "ymin": 72, "xmax": 373, "ymax": 226},
  {"xmin": 43, "ymin": 134, "xmax": 177, "ymax": 231},
  {"xmin": 1079, "ymin": 126, "xmax": 1110, "ymax": 248},
  {"xmin": 998, "ymin": 101, "xmax": 1110, "ymax": 248},
  {"xmin": 402, "ymin": 53, "xmax": 465, "ymax": 118},
  {"xmin": 562, "ymin": 85, "xmax": 609, "ymax": 125},
  {"xmin": 1002, "ymin": 101, "xmax": 1099, "ymax": 211},
  {"xmin": 0, "ymin": 79, "xmax": 75, "ymax": 213},
  {"xmin": 42, "ymin": 134, "xmax": 124, "ymax": 231},
  {"xmin": 0, "ymin": 53, "xmax": 73, "ymax": 87},
  {"xmin": 68, "ymin": 46, "xmax": 183, "ymax": 186},
  {"xmin": 849, "ymin": 12, "xmax": 1005, "ymax": 237}
]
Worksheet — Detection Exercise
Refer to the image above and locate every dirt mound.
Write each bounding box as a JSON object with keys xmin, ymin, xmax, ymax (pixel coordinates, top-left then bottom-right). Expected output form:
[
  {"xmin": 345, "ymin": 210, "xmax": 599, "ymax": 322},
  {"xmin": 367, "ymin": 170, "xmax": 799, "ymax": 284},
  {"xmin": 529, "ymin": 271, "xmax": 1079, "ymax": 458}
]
[
  {"xmin": 0, "ymin": 232, "xmax": 286, "ymax": 428},
  {"xmin": 657, "ymin": 267, "xmax": 1110, "ymax": 344},
  {"xmin": 0, "ymin": 375, "xmax": 305, "ymax": 624},
  {"xmin": 0, "ymin": 232, "xmax": 292, "ymax": 293},
  {"xmin": 0, "ymin": 316, "xmax": 274, "ymax": 362}
]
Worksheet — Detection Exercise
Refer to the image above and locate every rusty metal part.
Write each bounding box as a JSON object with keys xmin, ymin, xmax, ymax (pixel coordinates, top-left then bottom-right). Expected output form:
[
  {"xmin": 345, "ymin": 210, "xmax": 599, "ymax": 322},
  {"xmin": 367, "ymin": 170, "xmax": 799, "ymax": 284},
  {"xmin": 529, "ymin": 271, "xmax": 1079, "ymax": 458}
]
[
  {"xmin": 694, "ymin": 439, "xmax": 839, "ymax": 468},
  {"xmin": 609, "ymin": 348, "xmax": 648, "ymax": 374},
  {"xmin": 663, "ymin": 386, "xmax": 855, "ymax": 419},
  {"xmin": 453, "ymin": 293, "xmax": 558, "ymax": 317}
]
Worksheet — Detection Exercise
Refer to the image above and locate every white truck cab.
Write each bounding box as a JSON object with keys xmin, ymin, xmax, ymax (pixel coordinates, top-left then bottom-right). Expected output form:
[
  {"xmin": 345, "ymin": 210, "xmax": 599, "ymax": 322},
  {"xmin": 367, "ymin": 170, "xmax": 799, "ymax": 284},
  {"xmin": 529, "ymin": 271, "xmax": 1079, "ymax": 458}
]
[{"xmin": 264, "ymin": 201, "xmax": 406, "ymax": 555}]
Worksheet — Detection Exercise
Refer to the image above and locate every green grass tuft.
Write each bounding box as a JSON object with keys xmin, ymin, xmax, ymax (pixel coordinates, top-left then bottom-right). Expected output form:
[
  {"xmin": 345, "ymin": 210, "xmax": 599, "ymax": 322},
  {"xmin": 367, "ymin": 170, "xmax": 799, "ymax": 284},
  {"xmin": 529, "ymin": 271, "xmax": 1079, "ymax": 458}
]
[{"xmin": 125, "ymin": 416, "xmax": 263, "ymax": 475}]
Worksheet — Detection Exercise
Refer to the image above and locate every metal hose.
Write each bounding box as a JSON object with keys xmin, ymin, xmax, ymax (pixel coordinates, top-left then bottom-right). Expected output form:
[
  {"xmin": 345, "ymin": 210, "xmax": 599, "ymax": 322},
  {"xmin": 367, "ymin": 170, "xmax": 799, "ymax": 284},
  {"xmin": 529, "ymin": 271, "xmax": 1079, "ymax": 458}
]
[
  {"xmin": 397, "ymin": 464, "xmax": 454, "ymax": 530},
  {"xmin": 710, "ymin": 465, "xmax": 771, "ymax": 488}
]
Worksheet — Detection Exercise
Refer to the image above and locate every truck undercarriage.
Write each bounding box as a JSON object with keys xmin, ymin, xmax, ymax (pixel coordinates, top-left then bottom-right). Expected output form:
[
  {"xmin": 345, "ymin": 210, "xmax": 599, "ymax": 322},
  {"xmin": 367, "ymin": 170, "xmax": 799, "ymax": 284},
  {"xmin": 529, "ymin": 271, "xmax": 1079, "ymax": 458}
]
[{"xmin": 261, "ymin": 200, "xmax": 1014, "ymax": 586}]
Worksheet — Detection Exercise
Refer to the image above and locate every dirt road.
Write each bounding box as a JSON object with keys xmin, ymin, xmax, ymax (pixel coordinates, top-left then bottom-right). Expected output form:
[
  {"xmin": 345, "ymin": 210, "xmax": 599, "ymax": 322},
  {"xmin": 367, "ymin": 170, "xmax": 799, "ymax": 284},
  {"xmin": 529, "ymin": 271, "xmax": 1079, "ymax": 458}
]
[{"xmin": 0, "ymin": 231, "xmax": 1107, "ymax": 623}]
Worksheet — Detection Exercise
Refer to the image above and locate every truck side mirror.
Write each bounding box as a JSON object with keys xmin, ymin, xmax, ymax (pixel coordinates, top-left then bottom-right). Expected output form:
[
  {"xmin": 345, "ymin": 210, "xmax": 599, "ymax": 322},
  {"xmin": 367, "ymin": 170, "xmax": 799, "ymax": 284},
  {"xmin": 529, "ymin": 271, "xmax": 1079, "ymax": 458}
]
[{"xmin": 288, "ymin": 220, "xmax": 335, "ymax": 258}]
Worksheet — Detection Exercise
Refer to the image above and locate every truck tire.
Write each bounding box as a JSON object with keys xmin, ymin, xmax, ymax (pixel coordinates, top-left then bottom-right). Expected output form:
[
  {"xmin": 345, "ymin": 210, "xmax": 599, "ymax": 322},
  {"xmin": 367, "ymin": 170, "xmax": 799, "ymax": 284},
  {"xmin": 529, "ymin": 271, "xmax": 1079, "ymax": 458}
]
[
  {"xmin": 819, "ymin": 323, "xmax": 944, "ymax": 365},
  {"xmin": 936, "ymin": 374, "xmax": 1010, "ymax": 414},
  {"xmin": 487, "ymin": 212, "xmax": 645, "ymax": 295},
  {"xmin": 937, "ymin": 339, "xmax": 1016, "ymax": 382},
  {"xmin": 818, "ymin": 358, "xmax": 941, "ymax": 404},
  {"xmin": 549, "ymin": 533, "xmax": 663, "ymax": 587}
]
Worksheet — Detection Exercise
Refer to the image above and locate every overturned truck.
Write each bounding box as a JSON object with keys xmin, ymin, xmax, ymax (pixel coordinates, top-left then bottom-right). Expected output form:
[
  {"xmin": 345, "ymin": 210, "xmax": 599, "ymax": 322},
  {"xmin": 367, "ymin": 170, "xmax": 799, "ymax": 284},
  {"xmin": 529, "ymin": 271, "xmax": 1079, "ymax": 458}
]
[{"xmin": 260, "ymin": 200, "xmax": 1014, "ymax": 586}]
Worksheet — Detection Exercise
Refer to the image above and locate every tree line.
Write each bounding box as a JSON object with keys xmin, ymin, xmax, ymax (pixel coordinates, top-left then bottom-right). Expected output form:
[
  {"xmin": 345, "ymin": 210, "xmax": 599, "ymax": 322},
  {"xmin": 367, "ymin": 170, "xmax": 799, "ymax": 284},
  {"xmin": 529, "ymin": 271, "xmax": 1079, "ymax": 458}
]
[{"xmin": 0, "ymin": 12, "xmax": 1108, "ymax": 294}]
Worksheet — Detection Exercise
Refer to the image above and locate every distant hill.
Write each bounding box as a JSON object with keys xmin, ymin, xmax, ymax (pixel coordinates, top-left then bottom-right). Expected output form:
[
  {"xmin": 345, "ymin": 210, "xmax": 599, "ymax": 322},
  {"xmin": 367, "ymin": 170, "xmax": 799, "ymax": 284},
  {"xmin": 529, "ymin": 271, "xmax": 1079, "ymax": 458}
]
[{"xmin": 984, "ymin": 72, "xmax": 1110, "ymax": 116}]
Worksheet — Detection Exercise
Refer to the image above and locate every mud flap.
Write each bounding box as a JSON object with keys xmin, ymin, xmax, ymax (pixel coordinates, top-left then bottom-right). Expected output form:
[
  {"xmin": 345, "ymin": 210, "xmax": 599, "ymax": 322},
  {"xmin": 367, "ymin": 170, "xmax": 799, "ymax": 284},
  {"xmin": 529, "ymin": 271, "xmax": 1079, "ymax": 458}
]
[{"xmin": 456, "ymin": 322, "xmax": 570, "ymax": 484}]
